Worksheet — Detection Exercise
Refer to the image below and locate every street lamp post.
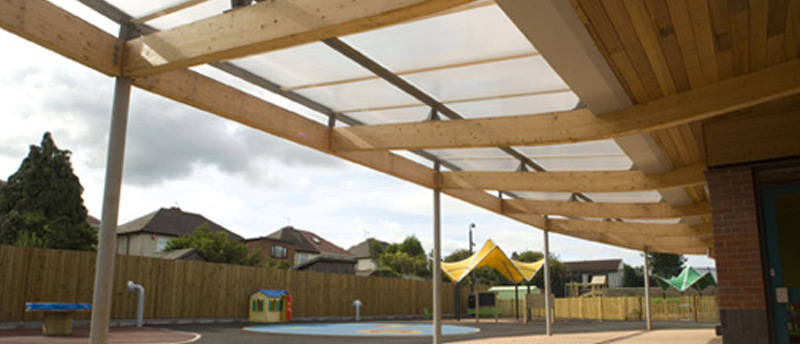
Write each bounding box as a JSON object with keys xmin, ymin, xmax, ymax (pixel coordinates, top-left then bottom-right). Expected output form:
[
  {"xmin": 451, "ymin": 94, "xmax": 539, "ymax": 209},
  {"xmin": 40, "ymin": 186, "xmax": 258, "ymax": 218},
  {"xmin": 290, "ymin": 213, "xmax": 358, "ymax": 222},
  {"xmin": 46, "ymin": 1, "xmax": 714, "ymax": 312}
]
[{"xmin": 468, "ymin": 223, "xmax": 476, "ymax": 293}]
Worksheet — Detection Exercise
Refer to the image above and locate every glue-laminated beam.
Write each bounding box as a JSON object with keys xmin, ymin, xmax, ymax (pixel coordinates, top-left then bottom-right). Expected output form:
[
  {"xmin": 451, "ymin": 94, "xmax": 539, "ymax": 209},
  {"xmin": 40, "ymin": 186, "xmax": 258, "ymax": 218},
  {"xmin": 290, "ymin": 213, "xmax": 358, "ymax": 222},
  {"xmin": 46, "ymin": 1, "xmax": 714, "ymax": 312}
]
[
  {"xmin": 504, "ymin": 199, "xmax": 710, "ymax": 219},
  {"xmin": 124, "ymin": 0, "xmax": 473, "ymax": 77},
  {"xmin": 439, "ymin": 164, "xmax": 706, "ymax": 193}
]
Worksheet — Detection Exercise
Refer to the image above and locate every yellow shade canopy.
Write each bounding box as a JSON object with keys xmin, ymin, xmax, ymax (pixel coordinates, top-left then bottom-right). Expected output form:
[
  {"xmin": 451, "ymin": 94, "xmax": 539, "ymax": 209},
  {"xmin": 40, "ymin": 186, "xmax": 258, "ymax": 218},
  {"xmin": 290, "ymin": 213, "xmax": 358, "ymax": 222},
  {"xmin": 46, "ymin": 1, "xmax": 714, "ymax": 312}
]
[{"xmin": 441, "ymin": 240, "xmax": 544, "ymax": 284}]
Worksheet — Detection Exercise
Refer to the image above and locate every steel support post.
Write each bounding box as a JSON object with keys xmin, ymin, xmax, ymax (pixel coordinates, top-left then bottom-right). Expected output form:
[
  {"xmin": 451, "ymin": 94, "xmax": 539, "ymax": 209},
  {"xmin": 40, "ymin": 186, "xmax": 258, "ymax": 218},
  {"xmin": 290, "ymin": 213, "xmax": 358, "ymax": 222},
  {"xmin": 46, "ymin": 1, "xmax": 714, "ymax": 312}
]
[
  {"xmin": 544, "ymin": 227, "xmax": 553, "ymax": 336},
  {"xmin": 89, "ymin": 23, "xmax": 134, "ymax": 344},
  {"xmin": 432, "ymin": 163, "xmax": 442, "ymax": 344},
  {"xmin": 644, "ymin": 248, "xmax": 652, "ymax": 331}
]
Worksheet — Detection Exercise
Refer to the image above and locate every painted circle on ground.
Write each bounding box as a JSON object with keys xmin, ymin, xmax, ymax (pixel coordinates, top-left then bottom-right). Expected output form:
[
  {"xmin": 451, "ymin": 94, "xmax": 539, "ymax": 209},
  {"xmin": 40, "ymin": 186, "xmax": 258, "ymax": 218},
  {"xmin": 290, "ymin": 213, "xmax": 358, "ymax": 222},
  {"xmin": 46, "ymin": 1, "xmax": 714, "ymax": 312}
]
[{"xmin": 244, "ymin": 322, "xmax": 480, "ymax": 337}]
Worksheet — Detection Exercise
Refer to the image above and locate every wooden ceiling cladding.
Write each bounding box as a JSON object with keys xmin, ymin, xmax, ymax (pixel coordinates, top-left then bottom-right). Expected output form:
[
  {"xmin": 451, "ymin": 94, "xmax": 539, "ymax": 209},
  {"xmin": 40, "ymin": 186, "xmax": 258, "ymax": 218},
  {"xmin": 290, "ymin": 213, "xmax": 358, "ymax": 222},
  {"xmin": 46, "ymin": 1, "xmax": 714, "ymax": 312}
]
[{"xmin": 569, "ymin": 0, "xmax": 800, "ymax": 205}]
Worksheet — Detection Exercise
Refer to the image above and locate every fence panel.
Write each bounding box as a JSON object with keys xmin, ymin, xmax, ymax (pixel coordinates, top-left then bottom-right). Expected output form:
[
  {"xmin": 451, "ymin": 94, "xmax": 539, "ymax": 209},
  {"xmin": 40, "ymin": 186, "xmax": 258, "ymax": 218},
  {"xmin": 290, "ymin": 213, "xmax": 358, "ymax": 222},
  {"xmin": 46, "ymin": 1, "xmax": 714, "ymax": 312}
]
[{"xmin": 0, "ymin": 245, "xmax": 479, "ymax": 321}]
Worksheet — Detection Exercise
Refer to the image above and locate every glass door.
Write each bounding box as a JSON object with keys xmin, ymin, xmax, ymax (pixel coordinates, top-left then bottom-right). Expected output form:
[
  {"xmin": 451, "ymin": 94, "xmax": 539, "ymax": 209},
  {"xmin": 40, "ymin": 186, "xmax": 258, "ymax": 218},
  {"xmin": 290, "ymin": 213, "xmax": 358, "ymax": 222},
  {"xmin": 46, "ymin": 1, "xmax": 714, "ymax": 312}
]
[{"xmin": 762, "ymin": 185, "xmax": 800, "ymax": 344}]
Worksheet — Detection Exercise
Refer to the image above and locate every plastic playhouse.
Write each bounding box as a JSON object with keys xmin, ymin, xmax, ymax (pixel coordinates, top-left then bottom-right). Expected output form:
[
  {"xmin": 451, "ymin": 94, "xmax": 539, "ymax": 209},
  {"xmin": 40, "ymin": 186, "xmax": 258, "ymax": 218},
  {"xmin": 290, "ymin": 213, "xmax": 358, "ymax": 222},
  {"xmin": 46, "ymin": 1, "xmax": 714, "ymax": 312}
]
[{"xmin": 249, "ymin": 289, "xmax": 291, "ymax": 323}]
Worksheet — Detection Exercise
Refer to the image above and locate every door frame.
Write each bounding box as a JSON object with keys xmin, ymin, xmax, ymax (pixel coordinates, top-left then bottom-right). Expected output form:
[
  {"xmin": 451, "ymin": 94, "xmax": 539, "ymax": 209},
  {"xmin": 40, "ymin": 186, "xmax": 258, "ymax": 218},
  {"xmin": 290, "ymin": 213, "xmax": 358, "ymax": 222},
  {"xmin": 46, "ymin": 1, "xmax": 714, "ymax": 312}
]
[{"xmin": 754, "ymin": 159, "xmax": 800, "ymax": 344}]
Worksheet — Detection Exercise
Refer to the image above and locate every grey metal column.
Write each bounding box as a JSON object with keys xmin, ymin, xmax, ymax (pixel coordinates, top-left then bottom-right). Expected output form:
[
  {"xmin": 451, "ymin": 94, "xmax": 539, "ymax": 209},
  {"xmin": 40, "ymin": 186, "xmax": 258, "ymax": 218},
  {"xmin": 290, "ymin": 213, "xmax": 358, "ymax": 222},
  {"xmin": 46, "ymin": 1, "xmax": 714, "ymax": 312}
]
[
  {"xmin": 432, "ymin": 163, "xmax": 442, "ymax": 344},
  {"xmin": 644, "ymin": 248, "xmax": 652, "ymax": 331},
  {"xmin": 89, "ymin": 24, "xmax": 133, "ymax": 344},
  {"xmin": 543, "ymin": 225, "xmax": 552, "ymax": 336}
]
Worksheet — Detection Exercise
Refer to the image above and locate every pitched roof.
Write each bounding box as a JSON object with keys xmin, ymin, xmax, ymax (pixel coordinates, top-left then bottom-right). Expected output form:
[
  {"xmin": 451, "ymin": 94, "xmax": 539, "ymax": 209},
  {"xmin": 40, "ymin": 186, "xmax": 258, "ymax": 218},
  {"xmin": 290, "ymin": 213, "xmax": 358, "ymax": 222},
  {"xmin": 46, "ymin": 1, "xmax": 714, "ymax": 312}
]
[
  {"xmin": 117, "ymin": 207, "xmax": 244, "ymax": 241},
  {"xmin": 266, "ymin": 226, "xmax": 317, "ymax": 252},
  {"xmin": 297, "ymin": 230, "xmax": 354, "ymax": 258},
  {"xmin": 294, "ymin": 255, "xmax": 356, "ymax": 270},
  {"xmin": 347, "ymin": 238, "xmax": 389, "ymax": 259},
  {"xmin": 563, "ymin": 259, "xmax": 623, "ymax": 274},
  {"xmin": 146, "ymin": 247, "xmax": 205, "ymax": 261}
]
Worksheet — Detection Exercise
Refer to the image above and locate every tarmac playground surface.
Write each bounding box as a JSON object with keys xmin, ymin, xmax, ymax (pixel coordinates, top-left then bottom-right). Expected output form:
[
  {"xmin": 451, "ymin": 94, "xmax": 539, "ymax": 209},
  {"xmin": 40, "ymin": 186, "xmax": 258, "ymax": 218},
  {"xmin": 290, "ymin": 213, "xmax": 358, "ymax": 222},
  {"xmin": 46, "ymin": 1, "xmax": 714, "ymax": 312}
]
[{"xmin": 0, "ymin": 319, "xmax": 720, "ymax": 344}]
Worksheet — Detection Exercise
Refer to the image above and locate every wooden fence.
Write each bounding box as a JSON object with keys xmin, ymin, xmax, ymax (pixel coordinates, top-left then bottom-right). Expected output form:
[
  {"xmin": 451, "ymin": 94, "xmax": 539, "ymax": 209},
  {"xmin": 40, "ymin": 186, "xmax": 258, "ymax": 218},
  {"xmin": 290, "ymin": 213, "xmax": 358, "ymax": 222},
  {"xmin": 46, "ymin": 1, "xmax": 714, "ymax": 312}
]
[
  {"xmin": 497, "ymin": 295, "xmax": 718, "ymax": 322},
  {"xmin": 0, "ymin": 245, "xmax": 477, "ymax": 321}
]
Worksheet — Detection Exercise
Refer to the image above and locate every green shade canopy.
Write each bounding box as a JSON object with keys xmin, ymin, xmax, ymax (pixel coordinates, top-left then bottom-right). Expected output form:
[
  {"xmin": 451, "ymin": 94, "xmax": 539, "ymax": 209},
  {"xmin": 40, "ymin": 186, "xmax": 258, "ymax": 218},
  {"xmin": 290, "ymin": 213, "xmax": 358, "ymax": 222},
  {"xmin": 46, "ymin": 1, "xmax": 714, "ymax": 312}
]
[{"xmin": 657, "ymin": 266, "xmax": 717, "ymax": 293}]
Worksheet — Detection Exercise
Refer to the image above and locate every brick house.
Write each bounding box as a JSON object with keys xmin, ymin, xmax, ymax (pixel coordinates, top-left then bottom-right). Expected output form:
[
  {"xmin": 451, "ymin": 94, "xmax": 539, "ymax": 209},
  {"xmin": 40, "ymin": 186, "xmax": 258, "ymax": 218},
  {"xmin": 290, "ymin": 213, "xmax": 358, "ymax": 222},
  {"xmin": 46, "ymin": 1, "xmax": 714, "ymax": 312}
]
[{"xmin": 244, "ymin": 236, "xmax": 295, "ymax": 267}]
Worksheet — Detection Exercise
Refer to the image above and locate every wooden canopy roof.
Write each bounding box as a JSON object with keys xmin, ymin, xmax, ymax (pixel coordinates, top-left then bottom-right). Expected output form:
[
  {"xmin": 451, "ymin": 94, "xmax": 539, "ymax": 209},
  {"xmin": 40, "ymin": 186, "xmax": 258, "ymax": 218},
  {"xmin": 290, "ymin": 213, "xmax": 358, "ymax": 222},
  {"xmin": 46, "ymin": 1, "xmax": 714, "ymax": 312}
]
[{"xmin": 3, "ymin": 0, "xmax": 799, "ymax": 255}]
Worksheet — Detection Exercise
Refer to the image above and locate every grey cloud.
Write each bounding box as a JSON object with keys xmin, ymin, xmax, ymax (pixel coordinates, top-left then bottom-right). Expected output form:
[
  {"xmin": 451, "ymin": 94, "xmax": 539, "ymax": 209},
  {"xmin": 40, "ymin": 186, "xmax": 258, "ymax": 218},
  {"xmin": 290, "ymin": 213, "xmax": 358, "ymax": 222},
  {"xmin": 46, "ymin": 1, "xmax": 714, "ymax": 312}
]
[{"xmin": 7, "ymin": 63, "xmax": 345, "ymax": 188}]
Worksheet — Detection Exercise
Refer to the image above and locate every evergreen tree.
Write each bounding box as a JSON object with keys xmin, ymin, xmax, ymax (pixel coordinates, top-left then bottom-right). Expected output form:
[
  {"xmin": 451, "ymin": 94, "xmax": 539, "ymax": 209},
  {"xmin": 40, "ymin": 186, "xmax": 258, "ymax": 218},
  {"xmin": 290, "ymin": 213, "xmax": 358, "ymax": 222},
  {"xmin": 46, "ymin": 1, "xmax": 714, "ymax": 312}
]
[
  {"xmin": 0, "ymin": 133, "xmax": 96, "ymax": 250},
  {"xmin": 377, "ymin": 235, "xmax": 430, "ymax": 278}
]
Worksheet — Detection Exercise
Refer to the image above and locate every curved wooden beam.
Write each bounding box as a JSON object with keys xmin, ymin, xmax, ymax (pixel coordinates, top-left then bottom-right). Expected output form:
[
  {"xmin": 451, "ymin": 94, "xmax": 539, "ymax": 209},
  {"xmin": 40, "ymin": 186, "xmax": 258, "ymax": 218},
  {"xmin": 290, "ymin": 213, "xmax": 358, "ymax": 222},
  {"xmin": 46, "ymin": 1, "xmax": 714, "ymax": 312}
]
[
  {"xmin": 439, "ymin": 164, "xmax": 706, "ymax": 193},
  {"xmin": 331, "ymin": 59, "xmax": 800, "ymax": 151},
  {"xmin": 504, "ymin": 199, "xmax": 709, "ymax": 219},
  {"xmin": 124, "ymin": 0, "xmax": 473, "ymax": 77}
]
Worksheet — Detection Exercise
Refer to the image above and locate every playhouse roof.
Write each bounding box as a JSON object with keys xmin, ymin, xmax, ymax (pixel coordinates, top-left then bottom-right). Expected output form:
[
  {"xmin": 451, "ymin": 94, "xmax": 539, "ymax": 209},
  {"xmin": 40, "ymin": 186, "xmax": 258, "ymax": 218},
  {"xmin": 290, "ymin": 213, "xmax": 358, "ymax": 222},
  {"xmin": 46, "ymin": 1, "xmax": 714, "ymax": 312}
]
[{"xmin": 253, "ymin": 289, "xmax": 290, "ymax": 298}]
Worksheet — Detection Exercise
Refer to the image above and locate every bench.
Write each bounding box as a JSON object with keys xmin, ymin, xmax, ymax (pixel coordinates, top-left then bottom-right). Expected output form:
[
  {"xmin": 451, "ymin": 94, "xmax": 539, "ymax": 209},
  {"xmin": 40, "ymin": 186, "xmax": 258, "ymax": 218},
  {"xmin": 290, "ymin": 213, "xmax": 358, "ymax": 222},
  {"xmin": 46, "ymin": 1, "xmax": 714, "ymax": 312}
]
[{"xmin": 25, "ymin": 302, "xmax": 91, "ymax": 336}]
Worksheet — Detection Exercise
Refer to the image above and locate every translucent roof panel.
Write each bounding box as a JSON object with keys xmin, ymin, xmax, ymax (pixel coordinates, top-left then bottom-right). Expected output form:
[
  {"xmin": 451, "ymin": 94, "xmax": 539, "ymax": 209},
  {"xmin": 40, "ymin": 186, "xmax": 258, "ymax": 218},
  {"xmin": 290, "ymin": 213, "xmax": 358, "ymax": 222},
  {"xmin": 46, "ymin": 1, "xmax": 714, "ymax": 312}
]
[
  {"xmin": 145, "ymin": 0, "xmax": 229, "ymax": 30},
  {"xmin": 426, "ymin": 148, "xmax": 518, "ymax": 171},
  {"xmin": 514, "ymin": 192, "xmax": 573, "ymax": 201},
  {"xmin": 344, "ymin": 106, "xmax": 430, "ymax": 125},
  {"xmin": 532, "ymin": 156, "xmax": 633, "ymax": 171},
  {"xmin": 402, "ymin": 56, "xmax": 569, "ymax": 104},
  {"xmin": 189, "ymin": 65, "xmax": 329, "ymax": 125},
  {"xmin": 296, "ymin": 79, "xmax": 422, "ymax": 114},
  {"xmin": 582, "ymin": 191, "xmax": 663, "ymax": 203},
  {"xmin": 342, "ymin": 4, "xmax": 535, "ymax": 72},
  {"xmin": 449, "ymin": 91, "xmax": 579, "ymax": 119},
  {"xmin": 229, "ymin": 42, "xmax": 372, "ymax": 89},
  {"xmin": 103, "ymin": 0, "xmax": 194, "ymax": 19},
  {"xmin": 517, "ymin": 140, "xmax": 626, "ymax": 157}
]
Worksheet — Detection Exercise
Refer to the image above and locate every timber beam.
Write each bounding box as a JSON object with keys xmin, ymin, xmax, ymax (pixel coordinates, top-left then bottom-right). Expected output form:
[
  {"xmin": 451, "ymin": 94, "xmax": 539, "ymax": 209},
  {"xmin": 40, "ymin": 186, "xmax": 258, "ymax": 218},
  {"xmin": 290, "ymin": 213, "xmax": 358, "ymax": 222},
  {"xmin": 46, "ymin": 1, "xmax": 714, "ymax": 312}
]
[
  {"xmin": 0, "ymin": 0, "xmax": 122, "ymax": 76},
  {"xmin": 504, "ymin": 199, "xmax": 709, "ymax": 219},
  {"xmin": 331, "ymin": 59, "xmax": 800, "ymax": 151},
  {"xmin": 439, "ymin": 164, "xmax": 706, "ymax": 193},
  {"xmin": 123, "ymin": 0, "xmax": 473, "ymax": 77}
]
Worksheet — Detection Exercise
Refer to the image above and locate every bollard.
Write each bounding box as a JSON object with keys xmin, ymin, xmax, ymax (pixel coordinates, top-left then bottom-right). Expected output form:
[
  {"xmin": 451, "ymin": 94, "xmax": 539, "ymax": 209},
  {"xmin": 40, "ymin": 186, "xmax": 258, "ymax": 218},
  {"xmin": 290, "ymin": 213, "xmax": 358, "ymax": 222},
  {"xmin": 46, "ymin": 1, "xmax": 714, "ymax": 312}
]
[
  {"xmin": 353, "ymin": 299, "xmax": 362, "ymax": 322},
  {"xmin": 126, "ymin": 281, "xmax": 144, "ymax": 328}
]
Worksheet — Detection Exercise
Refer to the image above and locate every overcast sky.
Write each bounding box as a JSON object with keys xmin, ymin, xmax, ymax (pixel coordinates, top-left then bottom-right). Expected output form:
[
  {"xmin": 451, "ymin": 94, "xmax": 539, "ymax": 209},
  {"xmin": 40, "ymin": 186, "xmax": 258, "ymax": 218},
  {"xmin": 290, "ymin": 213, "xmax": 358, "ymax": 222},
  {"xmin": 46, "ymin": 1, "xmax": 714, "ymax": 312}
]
[{"xmin": 0, "ymin": 0, "xmax": 715, "ymax": 269}]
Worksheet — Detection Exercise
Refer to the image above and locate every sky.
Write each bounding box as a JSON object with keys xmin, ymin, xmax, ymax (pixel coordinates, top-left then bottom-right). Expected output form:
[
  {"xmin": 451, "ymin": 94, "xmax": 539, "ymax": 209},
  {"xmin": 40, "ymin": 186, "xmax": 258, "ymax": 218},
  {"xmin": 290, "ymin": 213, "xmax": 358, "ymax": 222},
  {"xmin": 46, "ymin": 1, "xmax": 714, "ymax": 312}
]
[{"xmin": 0, "ymin": 0, "xmax": 715, "ymax": 269}]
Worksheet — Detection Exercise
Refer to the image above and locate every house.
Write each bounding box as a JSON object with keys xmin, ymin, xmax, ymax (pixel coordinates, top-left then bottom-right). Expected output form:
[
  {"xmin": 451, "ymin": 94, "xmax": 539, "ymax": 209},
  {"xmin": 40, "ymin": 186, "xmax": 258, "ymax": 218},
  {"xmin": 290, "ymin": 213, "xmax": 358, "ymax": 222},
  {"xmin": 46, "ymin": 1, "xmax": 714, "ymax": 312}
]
[
  {"xmin": 563, "ymin": 259, "xmax": 624, "ymax": 289},
  {"xmin": 116, "ymin": 207, "xmax": 244, "ymax": 256},
  {"xmin": 244, "ymin": 236, "xmax": 296, "ymax": 267},
  {"xmin": 263, "ymin": 226, "xmax": 356, "ymax": 274},
  {"xmin": 347, "ymin": 238, "xmax": 388, "ymax": 276}
]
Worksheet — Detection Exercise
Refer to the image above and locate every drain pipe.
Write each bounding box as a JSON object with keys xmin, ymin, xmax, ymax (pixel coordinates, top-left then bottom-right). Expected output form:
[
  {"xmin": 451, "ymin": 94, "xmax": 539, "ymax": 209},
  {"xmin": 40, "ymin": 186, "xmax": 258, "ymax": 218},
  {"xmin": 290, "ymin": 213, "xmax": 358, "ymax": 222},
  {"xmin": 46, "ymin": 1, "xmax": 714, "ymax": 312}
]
[{"xmin": 127, "ymin": 281, "xmax": 144, "ymax": 327}]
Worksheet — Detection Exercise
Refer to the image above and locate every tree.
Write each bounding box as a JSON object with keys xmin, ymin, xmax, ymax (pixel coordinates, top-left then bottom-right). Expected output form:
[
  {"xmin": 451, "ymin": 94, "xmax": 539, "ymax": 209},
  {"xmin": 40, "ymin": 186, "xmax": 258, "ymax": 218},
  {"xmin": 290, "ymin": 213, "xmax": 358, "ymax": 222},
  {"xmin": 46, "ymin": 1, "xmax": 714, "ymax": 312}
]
[
  {"xmin": 165, "ymin": 223, "xmax": 260, "ymax": 266},
  {"xmin": 0, "ymin": 132, "xmax": 96, "ymax": 250},
  {"xmin": 377, "ymin": 235, "xmax": 430, "ymax": 279},
  {"xmin": 648, "ymin": 252, "xmax": 687, "ymax": 279},
  {"xmin": 513, "ymin": 250, "xmax": 570, "ymax": 297},
  {"xmin": 623, "ymin": 263, "xmax": 645, "ymax": 288}
]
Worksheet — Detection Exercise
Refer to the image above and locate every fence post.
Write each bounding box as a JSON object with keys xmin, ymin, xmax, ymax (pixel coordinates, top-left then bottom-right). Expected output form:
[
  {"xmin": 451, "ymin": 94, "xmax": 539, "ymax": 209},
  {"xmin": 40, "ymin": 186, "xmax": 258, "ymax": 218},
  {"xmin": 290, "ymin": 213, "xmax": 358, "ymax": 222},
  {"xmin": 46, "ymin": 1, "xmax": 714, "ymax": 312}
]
[
  {"xmin": 693, "ymin": 295, "xmax": 698, "ymax": 322},
  {"xmin": 579, "ymin": 297, "xmax": 584, "ymax": 319},
  {"xmin": 599, "ymin": 296, "xmax": 603, "ymax": 322},
  {"xmin": 637, "ymin": 297, "xmax": 642, "ymax": 321}
]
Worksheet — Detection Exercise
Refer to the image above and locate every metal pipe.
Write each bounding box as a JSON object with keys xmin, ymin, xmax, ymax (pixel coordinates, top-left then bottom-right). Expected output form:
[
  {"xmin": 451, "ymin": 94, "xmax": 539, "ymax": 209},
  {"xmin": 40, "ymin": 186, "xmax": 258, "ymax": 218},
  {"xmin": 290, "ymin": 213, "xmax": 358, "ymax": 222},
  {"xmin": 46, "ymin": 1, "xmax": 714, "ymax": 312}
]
[
  {"xmin": 127, "ymin": 281, "xmax": 145, "ymax": 327},
  {"xmin": 89, "ymin": 23, "xmax": 133, "ymax": 344},
  {"xmin": 469, "ymin": 223, "xmax": 475, "ymax": 294},
  {"xmin": 432, "ymin": 163, "xmax": 442, "ymax": 344},
  {"xmin": 644, "ymin": 248, "xmax": 652, "ymax": 331},
  {"xmin": 543, "ymin": 226, "xmax": 552, "ymax": 336}
]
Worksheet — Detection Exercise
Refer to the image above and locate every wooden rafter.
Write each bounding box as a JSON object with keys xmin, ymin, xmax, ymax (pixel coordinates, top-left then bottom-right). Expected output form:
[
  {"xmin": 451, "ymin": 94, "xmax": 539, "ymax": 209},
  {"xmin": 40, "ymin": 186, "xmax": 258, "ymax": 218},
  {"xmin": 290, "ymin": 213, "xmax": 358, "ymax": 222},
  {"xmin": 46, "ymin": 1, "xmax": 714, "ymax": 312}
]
[
  {"xmin": 0, "ymin": 0, "xmax": 122, "ymax": 76},
  {"xmin": 123, "ymin": 0, "xmax": 473, "ymax": 77},
  {"xmin": 331, "ymin": 59, "xmax": 800, "ymax": 151},
  {"xmin": 504, "ymin": 199, "xmax": 709, "ymax": 219},
  {"xmin": 438, "ymin": 164, "xmax": 706, "ymax": 193}
]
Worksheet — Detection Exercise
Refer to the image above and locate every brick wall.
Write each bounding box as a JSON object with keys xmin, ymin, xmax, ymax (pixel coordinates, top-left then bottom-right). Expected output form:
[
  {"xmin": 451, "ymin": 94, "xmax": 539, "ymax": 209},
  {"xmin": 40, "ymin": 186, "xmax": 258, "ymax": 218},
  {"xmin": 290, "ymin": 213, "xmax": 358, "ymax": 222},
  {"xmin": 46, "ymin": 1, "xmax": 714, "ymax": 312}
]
[{"xmin": 706, "ymin": 166, "xmax": 769, "ymax": 344}]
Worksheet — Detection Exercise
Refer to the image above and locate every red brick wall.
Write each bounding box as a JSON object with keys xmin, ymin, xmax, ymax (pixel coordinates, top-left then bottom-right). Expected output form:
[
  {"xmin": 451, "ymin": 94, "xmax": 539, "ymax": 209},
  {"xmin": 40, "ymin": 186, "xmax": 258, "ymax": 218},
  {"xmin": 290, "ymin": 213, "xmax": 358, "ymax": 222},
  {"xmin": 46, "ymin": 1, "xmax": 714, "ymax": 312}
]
[{"xmin": 706, "ymin": 167, "xmax": 766, "ymax": 309}]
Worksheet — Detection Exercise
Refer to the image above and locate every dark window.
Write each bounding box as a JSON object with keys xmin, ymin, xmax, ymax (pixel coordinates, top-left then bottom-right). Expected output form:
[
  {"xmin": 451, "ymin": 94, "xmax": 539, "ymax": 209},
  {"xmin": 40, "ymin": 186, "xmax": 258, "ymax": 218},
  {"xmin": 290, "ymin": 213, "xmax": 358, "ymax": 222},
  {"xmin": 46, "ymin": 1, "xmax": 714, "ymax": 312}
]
[{"xmin": 271, "ymin": 245, "xmax": 287, "ymax": 258}]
